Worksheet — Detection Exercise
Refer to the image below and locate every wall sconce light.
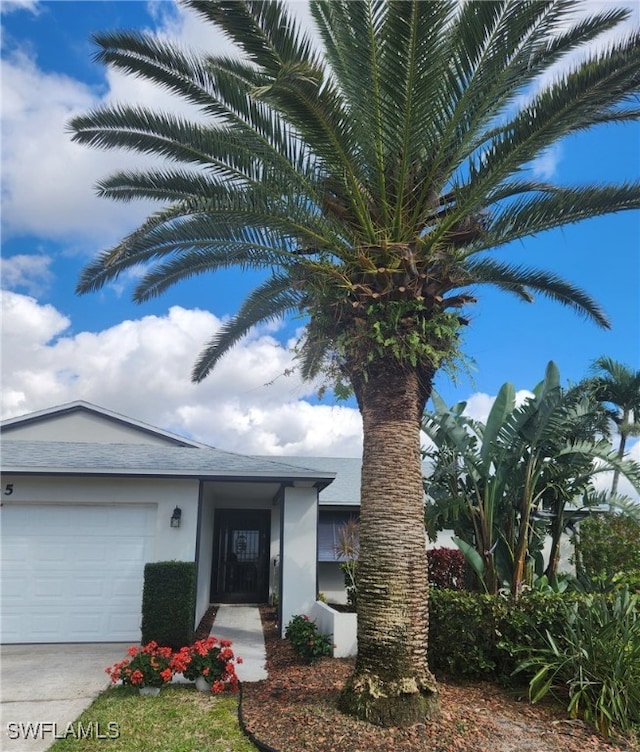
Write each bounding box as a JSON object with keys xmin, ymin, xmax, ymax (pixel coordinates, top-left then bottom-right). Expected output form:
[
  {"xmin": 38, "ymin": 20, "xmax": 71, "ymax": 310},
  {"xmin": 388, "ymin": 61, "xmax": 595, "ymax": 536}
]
[{"xmin": 170, "ymin": 506, "xmax": 182, "ymax": 528}]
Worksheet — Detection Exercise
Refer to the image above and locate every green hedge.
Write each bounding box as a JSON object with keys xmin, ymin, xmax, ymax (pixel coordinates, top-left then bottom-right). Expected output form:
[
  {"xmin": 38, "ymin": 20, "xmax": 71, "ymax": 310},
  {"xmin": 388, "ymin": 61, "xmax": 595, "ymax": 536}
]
[
  {"xmin": 575, "ymin": 513, "xmax": 640, "ymax": 591},
  {"xmin": 428, "ymin": 589, "xmax": 579, "ymax": 682},
  {"xmin": 141, "ymin": 560, "xmax": 196, "ymax": 649}
]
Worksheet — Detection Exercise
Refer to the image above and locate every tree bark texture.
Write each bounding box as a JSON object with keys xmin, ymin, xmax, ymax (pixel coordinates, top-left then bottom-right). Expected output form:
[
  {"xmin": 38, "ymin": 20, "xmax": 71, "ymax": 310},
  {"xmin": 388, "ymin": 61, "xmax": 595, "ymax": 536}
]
[{"xmin": 338, "ymin": 360, "xmax": 439, "ymax": 726}]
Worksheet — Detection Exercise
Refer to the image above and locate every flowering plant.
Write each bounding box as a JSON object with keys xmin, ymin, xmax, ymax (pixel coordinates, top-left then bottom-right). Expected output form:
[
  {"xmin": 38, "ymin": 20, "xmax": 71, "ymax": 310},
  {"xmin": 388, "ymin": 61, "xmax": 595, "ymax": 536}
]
[
  {"xmin": 106, "ymin": 641, "xmax": 174, "ymax": 688},
  {"xmin": 285, "ymin": 614, "xmax": 332, "ymax": 663},
  {"xmin": 171, "ymin": 636, "xmax": 242, "ymax": 693}
]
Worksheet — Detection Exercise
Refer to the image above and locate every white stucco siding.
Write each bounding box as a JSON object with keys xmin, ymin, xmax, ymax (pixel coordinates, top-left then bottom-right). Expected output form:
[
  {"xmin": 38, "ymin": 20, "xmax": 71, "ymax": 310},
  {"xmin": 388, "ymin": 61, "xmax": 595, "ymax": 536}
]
[
  {"xmin": 2, "ymin": 412, "xmax": 181, "ymax": 445},
  {"xmin": 195, "ymin": 482, "xmax": 281, "ymax": 625},
  {"xmin": 196, "ymin": 492, "xmax": 215, "ymax": 627},
  {"xmin": 280, "ymin": 486, "xmax": 318, "ymax": 628}
]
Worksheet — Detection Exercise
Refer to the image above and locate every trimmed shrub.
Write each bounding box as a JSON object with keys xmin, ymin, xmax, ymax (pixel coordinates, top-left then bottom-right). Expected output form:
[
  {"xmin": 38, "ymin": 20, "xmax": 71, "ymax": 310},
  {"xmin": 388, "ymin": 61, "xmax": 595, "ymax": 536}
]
[
  {"xmin": 575, "ymin": 513, "xmax": 640, "ymax": 591},
  {"xmin": 428, "ymin": 589, "xmax": 578, "ymax": 682},
  {"xmin": 141, "ymin": 560, "xmax": 196, "ymax": 649},
  {"xmin": 427, "ymin": 547, "xmax": 466, "ymax": 590}
]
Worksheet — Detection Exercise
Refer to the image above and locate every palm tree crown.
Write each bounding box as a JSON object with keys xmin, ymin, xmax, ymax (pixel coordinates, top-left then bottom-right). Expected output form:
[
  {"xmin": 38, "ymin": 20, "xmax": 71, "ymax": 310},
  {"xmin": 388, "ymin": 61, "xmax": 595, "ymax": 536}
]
[
  {"xmin": 587, "ymin": 356, "xmax": 640, "ymax": 493},
  {"xmin": 70, "ymin": 0, "xmax": 640, "ymax": 727}
]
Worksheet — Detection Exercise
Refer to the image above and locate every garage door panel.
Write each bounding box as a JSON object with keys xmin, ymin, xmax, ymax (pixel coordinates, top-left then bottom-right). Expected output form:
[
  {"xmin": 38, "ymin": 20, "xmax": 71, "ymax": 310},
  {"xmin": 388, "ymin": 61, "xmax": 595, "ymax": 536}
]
[
  {"xmin": 107, "ymin": 611, "xmax": 142, "ymax": 637},
  {"xmin": 68, "ymin": 614, "xmax": 103, "ymax": 639},
  {"xmin": 77, "ymin": 543, "xmax": 105, "ymax": 561},
  {"xmin": 31, "ymin": 613, "xmax": 64, "ymax": 637},
  {"xmin": 34, "ymin": 578, "xmax": 65, "ymax": 597},
  {"xmin": 74, "ymin": 577, "xmax": 107, "ymax": 597},
  {"xmin": 1, "ymin": 504, "xmax": 156, "ymax": 643}
]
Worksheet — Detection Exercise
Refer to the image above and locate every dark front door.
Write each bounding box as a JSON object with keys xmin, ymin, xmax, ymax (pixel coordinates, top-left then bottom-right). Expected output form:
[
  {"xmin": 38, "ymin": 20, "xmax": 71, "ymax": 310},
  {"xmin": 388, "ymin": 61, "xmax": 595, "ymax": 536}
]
[{"xmin": 211, "ymin": 510, "xmax": 270, "ymax": 603}]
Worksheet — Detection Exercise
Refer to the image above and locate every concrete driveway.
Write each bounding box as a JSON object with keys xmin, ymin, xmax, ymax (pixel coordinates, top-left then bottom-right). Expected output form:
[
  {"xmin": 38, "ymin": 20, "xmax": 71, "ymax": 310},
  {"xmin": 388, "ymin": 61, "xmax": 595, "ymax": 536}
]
[{"xmin": 1, "ymin": 643, "xmax": 128, "ymax": 752}]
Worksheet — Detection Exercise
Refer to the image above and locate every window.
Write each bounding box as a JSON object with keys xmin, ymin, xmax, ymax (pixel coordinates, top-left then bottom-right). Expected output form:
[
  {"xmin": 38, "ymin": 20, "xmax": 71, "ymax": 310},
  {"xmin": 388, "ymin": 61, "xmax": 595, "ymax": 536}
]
[{"xmin": 318, "ymin": 510, "xmax": 359, "ymax": 562}]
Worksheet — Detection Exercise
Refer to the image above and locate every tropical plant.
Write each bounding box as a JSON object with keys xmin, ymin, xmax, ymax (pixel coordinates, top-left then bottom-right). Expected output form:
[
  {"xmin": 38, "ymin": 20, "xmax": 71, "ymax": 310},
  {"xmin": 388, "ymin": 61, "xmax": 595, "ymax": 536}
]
[
  {"xmin": 106, "ymin": 642, "xmax": 174, "ymax": 689},
  {"xmin": 170, "ymin": 636, "xmax": 241, "ymax": 692},
  {"xmin": 515, "ymin": 587, "xmax": 640, "ymax": 737},
  {"xmin": 584, "ymin": 357, "xmax": 640, "ymax": 495},
  {"xmin": 70, "ymin": 0, "xmax": 640, "ymax": 726},
  {"xmin": 423, "ymin": 362, "xmax": 640, "ymax": 596}
]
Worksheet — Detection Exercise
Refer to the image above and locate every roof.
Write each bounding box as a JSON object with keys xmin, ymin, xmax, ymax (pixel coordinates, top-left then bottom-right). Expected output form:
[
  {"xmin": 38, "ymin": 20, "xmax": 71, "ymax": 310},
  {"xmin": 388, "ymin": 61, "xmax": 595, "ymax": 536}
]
[
  {"xmin": 0, "ymin": 401, "xmax": 207, "ymax": 448},
  {"xmin": 1, "ymin": 440, "xmax": 336, "ymax": 487},
  {"xmin": 255, "ymin": 456, "xmax": 361, "ymax": 506}
]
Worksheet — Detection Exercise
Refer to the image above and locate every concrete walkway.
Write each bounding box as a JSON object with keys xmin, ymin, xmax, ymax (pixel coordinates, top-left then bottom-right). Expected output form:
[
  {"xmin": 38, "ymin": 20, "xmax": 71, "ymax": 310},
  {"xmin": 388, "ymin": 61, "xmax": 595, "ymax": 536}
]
[{"xmin": 210, "ymin": 605, "xmax": 268, "ymax": 682}]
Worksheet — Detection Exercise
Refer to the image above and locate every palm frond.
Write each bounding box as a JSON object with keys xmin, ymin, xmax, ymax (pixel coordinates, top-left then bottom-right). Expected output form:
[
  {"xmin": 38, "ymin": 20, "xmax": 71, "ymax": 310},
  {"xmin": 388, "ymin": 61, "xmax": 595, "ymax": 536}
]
[
  {"xmin": 464, "ymin": 258, "xmax": 610, "ymax": 327},
  {"xmin": 473, "ymin": 183, "xmax": 640, "ymax": 252},
  {"xmin": 185, "ymin": 0, "xmax": 320, "ymax": 74},
  {"xmin": 192, "ymin": 273, "xmax": 304, "ymax": 381}
]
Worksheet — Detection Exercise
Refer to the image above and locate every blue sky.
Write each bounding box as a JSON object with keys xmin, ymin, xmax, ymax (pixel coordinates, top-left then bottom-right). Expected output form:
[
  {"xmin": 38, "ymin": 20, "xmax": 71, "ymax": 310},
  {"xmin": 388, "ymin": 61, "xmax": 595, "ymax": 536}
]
[{"xmin": 1, "ymin": 0, "xmax": 639, "ymax": 466}]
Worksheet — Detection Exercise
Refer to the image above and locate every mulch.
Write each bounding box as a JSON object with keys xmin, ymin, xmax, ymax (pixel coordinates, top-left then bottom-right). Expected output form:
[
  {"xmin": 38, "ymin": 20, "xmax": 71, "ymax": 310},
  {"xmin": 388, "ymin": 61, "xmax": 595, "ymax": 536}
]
[{"xmin": 235, "ymin": 606, "xmax": 638, "ymax": 752}]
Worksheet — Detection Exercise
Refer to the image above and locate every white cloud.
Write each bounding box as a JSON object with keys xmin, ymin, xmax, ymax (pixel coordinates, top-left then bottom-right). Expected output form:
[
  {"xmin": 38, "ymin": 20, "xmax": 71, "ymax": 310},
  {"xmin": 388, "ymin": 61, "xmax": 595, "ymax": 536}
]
[
  {"xmin": 0, "ymin": 254, "xmax": 53, "ymax": 295},
  {"xmin": 0, "ymin": 49, "xmax": 156, "ymax": 245},
  {"xmin": 0, "ymin": 0, "xmax": 323, "ymax": 250},
  {"xmin": 531, "ymin": 144, "xmax": 563, "ymax": 180},
  {"xmin": 0, "ymin": 0, "xmax": 39, "ymax": 15},
  {"xmin": 0, "ymin": 292, "xmax": 363, "ymax": 456},
  {"xmin": 4, "ymin": 0, "xmax": 636, "ymax": 243}
]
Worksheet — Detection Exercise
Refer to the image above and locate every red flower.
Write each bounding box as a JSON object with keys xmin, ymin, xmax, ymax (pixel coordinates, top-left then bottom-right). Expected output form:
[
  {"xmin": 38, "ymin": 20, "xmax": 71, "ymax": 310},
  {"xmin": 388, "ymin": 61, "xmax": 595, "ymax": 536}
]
[{"xmin": 130, "ymin": 670, "xmax": 144, "ymax": 686}]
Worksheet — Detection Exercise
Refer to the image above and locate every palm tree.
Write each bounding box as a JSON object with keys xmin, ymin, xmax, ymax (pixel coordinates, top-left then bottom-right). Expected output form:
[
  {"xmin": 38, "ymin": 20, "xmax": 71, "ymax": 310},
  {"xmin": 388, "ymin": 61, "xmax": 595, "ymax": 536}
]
[
  {"xmin": 69, "ymin": 0, "xmax": 640, "ymax": 726},
  {"xmin": 587, "ymin": 357, "xmax": 640, "ymax": 494}
]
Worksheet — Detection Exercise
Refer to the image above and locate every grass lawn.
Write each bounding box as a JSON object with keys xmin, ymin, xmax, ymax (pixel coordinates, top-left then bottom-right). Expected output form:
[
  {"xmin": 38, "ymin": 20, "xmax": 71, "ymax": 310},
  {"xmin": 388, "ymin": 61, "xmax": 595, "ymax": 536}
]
[{"xmin": 48, "ymin": 685, "xmax": 257, "ymax": 752}]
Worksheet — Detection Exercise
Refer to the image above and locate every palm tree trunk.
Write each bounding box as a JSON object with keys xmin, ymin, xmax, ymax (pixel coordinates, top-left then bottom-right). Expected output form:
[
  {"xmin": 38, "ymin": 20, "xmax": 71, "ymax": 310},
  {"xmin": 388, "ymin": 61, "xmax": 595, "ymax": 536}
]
[
  {"xmin": 338, "ymin": 360, "xmax": 439, "ymax": 726},
  {"xmin": 545, "ymin": 510, "xmax": 563, "ymax": 581},
  {"xmin": 611, "ymin": 410, "xmax": 629, "ymax": 496}
]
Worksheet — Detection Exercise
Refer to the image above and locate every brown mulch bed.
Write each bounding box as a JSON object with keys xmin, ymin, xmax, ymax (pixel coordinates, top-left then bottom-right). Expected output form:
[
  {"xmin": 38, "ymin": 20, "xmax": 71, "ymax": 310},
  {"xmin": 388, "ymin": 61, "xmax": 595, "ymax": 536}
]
[
  {"xmin": 239, "ymin": 606, "xmax": 639, "ymax": 752},
  {"xmin": 194, "ymin": 605, "xmax": 218, "ymax": 641}
]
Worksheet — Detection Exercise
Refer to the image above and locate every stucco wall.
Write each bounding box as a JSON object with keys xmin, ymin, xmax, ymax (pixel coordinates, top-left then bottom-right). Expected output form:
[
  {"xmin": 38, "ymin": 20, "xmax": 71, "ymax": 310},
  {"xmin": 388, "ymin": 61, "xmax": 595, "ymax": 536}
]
[{"xmin": 280, "ymin": 486, "xmax": 318, "ymax": 628}]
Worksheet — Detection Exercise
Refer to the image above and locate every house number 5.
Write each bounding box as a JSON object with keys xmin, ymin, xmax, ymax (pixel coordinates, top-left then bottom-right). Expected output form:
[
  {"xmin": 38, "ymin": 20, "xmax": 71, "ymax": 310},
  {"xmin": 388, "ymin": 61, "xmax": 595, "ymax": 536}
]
[{"xmin": 4, "ymin": 484, "xmax": 14, "ymax": 495}]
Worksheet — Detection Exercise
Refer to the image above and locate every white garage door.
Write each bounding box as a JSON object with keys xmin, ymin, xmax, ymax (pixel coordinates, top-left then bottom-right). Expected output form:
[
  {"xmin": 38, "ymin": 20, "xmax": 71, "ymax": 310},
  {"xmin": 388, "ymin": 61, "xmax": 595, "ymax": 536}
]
[{"xmin": 1, "ymin": 504, "xmax": 156, "ymax": 643}]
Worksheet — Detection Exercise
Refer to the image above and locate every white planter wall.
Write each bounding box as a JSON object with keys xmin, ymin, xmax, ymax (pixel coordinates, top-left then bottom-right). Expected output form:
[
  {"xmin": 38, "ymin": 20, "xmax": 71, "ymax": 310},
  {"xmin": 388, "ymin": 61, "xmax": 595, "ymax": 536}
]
[{"xmin": 311, "ymin": 600, "xmax": 357, "ymax": 658}]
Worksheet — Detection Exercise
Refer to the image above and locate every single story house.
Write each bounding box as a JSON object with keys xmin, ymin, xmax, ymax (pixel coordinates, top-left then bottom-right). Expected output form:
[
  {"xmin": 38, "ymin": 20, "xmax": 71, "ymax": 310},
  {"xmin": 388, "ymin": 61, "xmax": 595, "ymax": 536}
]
[{"xmin": 0, "ymin": 401, "xmax": 360, "ymax": 644}]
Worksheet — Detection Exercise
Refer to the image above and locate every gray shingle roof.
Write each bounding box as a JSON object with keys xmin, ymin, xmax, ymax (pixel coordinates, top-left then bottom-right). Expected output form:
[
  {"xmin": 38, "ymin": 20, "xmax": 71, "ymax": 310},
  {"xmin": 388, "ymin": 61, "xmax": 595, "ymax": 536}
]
[
  {"xmin": 1, "ymin": 440, "xmax": 335, "ymax": 486},
  {"xmin": 254, "ymin": 456, "xmax": 361, "ymax": 505}
]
